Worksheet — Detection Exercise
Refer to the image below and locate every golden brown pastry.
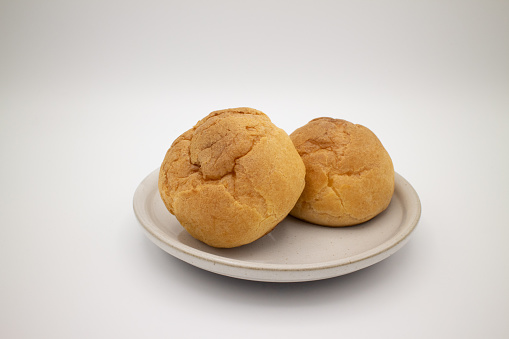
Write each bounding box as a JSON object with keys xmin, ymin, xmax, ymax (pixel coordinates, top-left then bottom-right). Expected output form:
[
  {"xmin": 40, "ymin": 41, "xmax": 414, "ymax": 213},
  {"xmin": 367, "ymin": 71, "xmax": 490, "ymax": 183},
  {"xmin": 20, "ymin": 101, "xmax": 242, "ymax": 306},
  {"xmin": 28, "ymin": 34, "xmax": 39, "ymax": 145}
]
[
  {"xmin": 290, "ymin": 117, "xmax": 394, "ymax": 226},
  {"xmin": 158, "ymin": 107, "xmax": 306, "ymax": 248}
]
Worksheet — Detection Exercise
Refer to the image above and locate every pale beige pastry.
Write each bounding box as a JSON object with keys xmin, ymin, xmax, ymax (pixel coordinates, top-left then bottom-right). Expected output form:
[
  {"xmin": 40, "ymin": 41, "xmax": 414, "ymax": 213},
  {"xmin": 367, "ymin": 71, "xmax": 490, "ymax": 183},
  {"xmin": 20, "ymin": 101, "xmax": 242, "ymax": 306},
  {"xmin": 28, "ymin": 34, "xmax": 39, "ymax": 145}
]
[
  {"xmin": 158, "ymin": 107, "xmax": 306, "ymax": 248},
  {"xmin": 290, "ymin": 117, "xmax": 394, "ymax": 226}
]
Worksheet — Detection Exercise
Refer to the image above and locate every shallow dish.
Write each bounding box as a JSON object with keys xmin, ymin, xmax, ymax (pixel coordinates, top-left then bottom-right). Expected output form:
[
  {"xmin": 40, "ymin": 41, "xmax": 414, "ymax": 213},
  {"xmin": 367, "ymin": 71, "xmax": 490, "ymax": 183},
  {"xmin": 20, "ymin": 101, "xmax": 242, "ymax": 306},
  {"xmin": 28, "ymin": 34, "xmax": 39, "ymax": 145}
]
[{"xmin": 133, "ymin": 169, "xmax": 421, "ymax": 282}]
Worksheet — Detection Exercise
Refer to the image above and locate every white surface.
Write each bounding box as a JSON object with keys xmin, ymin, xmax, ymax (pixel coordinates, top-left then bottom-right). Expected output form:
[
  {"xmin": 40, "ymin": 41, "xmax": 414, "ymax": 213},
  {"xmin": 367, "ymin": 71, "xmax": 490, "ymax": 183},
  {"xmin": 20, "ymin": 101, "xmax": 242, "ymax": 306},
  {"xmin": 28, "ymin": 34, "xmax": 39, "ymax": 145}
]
[
  {"xmin": 1, "ymin": 0, "xmax": 508, "ymax": 338},
  {"xmin": 134, "ymin": 169, "xmax": 421, "ymax": 282}
]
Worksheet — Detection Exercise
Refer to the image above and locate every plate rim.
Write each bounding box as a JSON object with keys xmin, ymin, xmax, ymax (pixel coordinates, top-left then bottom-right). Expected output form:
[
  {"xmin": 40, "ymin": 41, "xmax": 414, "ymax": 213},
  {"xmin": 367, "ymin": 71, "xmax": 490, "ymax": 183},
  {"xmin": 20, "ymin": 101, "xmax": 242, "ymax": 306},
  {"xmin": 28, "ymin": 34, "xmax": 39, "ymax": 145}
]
[{"xmin": 133, "ymin": 168, "xmax": 421, "ymax": 280}]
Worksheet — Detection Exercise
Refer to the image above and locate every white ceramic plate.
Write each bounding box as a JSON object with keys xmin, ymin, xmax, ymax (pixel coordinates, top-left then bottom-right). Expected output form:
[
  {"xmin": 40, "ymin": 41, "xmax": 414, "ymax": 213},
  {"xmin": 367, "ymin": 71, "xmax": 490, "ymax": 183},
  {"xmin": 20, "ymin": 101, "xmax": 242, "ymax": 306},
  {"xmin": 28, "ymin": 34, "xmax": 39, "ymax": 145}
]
[{"xmin": 133, "ymin": 169, "xmax": 421, "ymax": 282}]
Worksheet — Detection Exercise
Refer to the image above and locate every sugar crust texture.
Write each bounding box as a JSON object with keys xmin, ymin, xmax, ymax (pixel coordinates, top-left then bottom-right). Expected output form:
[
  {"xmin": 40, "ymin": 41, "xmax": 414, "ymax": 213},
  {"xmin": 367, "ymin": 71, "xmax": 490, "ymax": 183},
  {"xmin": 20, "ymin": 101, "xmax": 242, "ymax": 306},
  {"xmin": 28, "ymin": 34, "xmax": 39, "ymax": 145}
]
[
  {"xmin": 158, "ymin": 107, "xmax": 306, "ymax": 248},
  {"xmin": 290, "ymin": 117, "xmax": 394, "ymax": 226}
]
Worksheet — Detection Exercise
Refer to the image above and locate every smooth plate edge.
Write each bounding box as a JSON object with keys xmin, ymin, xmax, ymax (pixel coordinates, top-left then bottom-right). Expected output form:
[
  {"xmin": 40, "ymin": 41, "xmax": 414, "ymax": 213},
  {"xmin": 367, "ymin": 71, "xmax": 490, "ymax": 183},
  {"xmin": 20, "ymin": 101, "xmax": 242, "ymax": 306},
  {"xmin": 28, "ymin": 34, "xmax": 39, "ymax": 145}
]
[{"xmin": 133, "ymin": 168, "xmax": 421, "ymax": 282}]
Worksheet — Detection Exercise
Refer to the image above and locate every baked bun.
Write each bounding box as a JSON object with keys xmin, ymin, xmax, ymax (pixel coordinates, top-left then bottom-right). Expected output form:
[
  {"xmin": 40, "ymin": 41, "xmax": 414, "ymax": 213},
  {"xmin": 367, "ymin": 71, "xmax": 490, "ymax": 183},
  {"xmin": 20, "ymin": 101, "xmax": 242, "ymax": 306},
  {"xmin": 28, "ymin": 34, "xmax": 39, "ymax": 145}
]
[
  {"xmin": 158, "ymin": 107, "xmax": 306, "ymax": 248},
  {"xmin": 290, "ymin": 117, "xmax": 394, "ymax": 226}
]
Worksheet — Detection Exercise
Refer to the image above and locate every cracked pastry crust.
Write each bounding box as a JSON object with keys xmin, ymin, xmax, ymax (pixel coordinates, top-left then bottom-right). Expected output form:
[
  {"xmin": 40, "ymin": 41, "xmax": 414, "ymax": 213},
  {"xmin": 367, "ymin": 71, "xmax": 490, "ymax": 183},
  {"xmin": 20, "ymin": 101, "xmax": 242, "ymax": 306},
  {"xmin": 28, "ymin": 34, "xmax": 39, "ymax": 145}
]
[
  {"xmin": 289, "ymin": 117, "xmax": 394, "ymax": 226},
  {"xmin": 158, "ymin": 107, "xmax": 306, "ymax": 248}
]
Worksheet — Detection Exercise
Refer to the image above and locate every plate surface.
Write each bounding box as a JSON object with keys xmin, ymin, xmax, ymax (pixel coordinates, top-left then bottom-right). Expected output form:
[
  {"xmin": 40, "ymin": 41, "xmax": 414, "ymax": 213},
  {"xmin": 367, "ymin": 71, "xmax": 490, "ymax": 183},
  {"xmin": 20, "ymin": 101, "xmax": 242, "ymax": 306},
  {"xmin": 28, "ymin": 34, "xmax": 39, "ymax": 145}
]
[{"xmin": 133, "ymin": 169, "xmax": 421, "ymax": 282}]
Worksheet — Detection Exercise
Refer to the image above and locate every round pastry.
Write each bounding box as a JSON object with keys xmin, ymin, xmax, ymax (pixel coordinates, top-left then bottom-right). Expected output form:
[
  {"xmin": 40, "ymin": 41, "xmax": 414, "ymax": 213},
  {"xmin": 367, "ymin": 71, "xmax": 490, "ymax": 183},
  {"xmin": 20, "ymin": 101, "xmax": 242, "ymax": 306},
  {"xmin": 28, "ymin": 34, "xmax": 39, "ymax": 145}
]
[
  {"xmin": 158, "ymin": 107, "xmax": 306, "ymax": 248},
  {"xmin": 289, "ymin": 117, "xmax": 394, "ymax": 226}
]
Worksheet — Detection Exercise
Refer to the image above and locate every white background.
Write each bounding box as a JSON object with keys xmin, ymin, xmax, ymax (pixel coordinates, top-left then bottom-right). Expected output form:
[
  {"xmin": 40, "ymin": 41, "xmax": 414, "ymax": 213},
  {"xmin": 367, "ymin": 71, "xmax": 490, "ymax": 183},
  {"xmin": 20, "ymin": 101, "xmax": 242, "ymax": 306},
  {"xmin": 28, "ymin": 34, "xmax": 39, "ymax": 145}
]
[{"xmin": 1, "ymin": 1, "xmax": 508, "ymax": 338}]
